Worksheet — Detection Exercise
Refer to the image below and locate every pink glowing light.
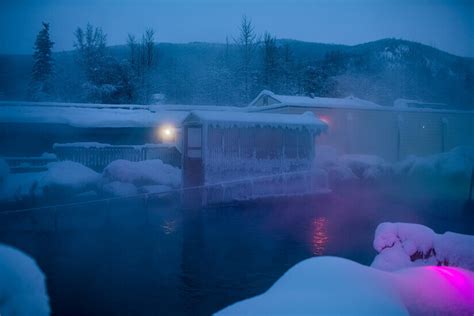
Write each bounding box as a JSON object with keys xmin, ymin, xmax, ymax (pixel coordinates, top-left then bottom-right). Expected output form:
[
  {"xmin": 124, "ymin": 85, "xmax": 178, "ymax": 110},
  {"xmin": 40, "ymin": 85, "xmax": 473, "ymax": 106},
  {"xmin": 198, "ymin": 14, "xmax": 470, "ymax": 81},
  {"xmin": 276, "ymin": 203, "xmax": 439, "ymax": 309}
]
[
  {"xmin": 425, "ymin": 266, "xmax": 474, "ymax": 300},
  {"xmin": 318, "ymin": 115, "xmax": 331, "ymax": 126}
]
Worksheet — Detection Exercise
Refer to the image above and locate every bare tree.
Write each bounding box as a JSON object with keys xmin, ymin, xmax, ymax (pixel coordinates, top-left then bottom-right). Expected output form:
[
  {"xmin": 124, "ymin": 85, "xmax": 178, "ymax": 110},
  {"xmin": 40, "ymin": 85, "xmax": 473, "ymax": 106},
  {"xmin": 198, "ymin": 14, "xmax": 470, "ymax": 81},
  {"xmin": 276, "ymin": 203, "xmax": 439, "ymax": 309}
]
[{"xmin": 234, "ymin": 15, "xmax": 257, "ymax": 102}]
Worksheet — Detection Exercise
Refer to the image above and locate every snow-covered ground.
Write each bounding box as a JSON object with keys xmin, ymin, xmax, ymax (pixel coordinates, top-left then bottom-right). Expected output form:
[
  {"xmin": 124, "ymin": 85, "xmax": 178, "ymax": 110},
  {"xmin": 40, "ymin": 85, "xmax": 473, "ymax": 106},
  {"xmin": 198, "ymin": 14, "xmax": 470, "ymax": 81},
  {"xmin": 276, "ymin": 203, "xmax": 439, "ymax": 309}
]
[
  {"xmin": 218, "ymin": 223, "xmax": 474, "ymax": 316},
  {"xmin": 372, "ymin": 222, "xmax": 474, "ymax": 271},
  {"xmin": 0, "ymin": 244, "xmax": 50, "ymax": 316}
]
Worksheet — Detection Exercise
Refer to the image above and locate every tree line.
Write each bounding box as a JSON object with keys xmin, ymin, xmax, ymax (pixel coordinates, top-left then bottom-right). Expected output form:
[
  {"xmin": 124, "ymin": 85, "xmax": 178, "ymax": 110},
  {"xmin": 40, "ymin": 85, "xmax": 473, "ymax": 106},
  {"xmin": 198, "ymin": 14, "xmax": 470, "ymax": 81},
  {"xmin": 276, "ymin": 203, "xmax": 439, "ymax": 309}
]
[{"xmin": 30, "ymin": 16, "xmax": 344, "ymax": 105}]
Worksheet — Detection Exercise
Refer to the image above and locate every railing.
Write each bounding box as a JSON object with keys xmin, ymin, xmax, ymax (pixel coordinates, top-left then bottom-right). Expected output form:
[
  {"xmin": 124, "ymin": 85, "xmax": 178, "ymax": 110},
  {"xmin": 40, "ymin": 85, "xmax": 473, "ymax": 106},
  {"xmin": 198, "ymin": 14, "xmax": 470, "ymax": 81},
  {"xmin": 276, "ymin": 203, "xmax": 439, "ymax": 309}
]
[{"xmin": 53, "ymin": 143, "xmax": 182, "ymax": 170}]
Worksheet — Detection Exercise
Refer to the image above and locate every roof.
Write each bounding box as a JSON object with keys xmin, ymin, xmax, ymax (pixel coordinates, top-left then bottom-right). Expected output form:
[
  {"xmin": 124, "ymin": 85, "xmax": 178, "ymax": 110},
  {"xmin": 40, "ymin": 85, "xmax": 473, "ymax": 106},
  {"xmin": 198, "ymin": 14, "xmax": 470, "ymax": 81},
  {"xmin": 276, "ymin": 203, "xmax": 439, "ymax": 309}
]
[
  {"xmin": 248, "ymin": 90, "xmax": 473, "ymax": 114},
  {"xmin": 0, "ymin": 105, "xmax": 188, "ymax": 128},
  {"xmin": 182, "ymin": 110, "xmax": 328, "ymax": 132},
  {"xmin": 248, "ymin": 90, "xmax": 382, "ymax": 109}
]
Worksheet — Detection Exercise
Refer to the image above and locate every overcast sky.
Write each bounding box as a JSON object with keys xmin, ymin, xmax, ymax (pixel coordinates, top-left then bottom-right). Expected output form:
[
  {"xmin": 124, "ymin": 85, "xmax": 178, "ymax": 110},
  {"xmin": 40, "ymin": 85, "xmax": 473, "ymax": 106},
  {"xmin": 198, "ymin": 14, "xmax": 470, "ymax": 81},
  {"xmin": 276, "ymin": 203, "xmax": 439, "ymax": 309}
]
[{"xmin": 1, "ymin": 0, "xmax": 473, "ymax": 57}]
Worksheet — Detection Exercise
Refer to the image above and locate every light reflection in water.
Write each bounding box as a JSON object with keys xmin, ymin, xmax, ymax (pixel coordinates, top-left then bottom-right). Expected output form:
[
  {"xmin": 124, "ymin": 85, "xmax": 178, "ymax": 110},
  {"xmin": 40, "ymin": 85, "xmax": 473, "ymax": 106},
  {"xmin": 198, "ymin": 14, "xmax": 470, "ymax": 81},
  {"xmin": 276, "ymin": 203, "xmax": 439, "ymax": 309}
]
[{"xmin": 311, "ymin": 217, "xmax": 329, "ymax": 256}]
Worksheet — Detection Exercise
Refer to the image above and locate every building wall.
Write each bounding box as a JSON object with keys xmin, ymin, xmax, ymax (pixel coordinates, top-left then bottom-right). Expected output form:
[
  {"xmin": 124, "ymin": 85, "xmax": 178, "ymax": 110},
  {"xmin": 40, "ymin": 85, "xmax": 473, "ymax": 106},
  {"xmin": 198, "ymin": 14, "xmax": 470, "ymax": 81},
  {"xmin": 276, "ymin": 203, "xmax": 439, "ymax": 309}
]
[{"xmin": 261, "ymin": 106, "xmax": 474, "ymax": 161}]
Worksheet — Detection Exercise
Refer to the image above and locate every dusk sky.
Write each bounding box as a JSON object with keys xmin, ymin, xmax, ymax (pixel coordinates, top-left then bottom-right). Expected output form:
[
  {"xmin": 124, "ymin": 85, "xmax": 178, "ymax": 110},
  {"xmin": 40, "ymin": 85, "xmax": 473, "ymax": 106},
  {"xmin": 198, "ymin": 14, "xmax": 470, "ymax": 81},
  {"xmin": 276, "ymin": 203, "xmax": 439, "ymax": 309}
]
[{"xmin": 1, "ymin": 0, "xmax": 473, "ymax": 57}]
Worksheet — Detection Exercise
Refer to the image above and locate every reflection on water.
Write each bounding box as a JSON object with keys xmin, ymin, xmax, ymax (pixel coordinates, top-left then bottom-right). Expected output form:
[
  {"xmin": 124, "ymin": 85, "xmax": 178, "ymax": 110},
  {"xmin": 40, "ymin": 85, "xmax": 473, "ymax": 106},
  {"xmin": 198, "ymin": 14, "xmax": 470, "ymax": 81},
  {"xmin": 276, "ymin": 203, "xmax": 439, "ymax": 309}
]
[{"xmin": 311, "ymin": 217, "xmax": 329, "ymax": 255}]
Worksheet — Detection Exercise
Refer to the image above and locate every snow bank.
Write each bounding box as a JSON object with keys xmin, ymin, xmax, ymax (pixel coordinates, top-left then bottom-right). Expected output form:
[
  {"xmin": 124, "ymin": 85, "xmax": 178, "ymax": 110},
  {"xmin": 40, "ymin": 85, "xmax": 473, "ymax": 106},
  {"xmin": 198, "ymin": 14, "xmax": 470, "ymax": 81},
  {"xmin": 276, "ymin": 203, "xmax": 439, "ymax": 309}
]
[
  {"xmin": 103, "ymin": 159, "xmax": 181, "ymax": 188},
  {"xmin": 0, "ymin": 161, "xmax": 100, "ymax": 202},
  {"xmin": 101, "ymin": 159, "xmax": 181, "ymax": 197},
  {"xmin": 315, "ymin": 146, "xmax": 473, "ymax": 191},
  {"xmin": 217, "ymin": 256, "xmax": 474, "ymax": 316},
  {"xmin": 372, "ymin": 222, "xmax": 474, "ymax": 272},
  {"xmin": 0, "ymin": 244, "xmax": 50, "ymax": 316},
  {"xmin": 394, "ymin": 146, "xmax": 474, "ymax": 182},
  {"xmin": 217, "ymin": 257, "xmax": 407, "ymax": 316},
  {"xmin": 315, "ymin": 147, "xmax": 390, "ymax": 185}
]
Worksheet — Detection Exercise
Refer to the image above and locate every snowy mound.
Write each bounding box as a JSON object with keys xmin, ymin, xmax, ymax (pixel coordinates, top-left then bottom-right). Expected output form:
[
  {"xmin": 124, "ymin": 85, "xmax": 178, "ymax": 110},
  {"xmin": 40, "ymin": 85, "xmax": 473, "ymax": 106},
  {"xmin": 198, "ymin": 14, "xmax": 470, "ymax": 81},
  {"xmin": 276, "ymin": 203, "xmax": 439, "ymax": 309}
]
[
  {"xmin": 0, "ymin": 161, "xmax": 100, "ymax": 202},
  {"xmin": 217, "ymin": 256, "xmax": 474, "ymax": 316},
  {"xmin": 0, "ymin": 244, "xmax": 50, "ymax": 316},
  {"xmin": 394, "ymin": 146, "xmax": 473, "ymax": 181},
  {"xmin": 102, "ymin": 159, "xmax": 181, "ymax": 197},
  {"xmin": 372, "ymin": 222, "xmax": 474, "ymax": 272}
]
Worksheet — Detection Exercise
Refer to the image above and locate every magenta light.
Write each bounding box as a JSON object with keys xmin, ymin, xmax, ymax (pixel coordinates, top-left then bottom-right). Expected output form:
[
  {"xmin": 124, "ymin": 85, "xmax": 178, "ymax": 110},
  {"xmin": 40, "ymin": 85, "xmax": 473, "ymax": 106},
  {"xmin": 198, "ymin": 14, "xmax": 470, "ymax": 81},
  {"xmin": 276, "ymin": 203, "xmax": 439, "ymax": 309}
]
[{"xmin": 425, "ymin": 266, "xmax": 474, "ymax": 300}]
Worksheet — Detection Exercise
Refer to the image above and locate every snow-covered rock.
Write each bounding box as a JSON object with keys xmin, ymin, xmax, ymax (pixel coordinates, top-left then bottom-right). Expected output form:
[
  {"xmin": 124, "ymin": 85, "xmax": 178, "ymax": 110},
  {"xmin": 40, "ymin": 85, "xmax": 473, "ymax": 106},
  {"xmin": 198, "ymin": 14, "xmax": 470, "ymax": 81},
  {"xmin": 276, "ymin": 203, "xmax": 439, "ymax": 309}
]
[
  {"xmin": 372, "ymin": 222, "xmax": 474, "ymax": 272},
  {"xmin": 102, "ymin": 181, "xmax": 138, "ymax": 197},
  {"xmin": 217, "ymin": 256, "xmax": 474, "ymax": 316},
  {"xmin": 0, "ymin": 244, "xmax": 50, "ymax": 316}
]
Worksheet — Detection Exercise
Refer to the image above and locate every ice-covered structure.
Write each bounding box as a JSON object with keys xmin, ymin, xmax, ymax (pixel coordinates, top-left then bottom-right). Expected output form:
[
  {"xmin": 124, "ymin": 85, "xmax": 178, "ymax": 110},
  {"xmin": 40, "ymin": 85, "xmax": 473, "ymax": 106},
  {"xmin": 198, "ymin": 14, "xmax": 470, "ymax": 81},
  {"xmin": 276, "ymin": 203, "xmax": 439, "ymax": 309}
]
[
  {"xmin": 0, "ymin": 244, "xmax": 50, "ymax": 316},
  {"xmin": 181, "ymin": 111, "xmax": 328, "ymax": 207}
]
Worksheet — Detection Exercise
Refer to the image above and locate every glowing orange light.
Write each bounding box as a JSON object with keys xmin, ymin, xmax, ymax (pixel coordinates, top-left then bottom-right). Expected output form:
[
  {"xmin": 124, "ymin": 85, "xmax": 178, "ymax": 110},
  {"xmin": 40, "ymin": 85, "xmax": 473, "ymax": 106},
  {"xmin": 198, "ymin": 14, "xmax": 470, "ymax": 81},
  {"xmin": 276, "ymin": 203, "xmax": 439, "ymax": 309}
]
[{"xmin": 158, "ymin": 124, "xmax": 176, "ymax": 142}]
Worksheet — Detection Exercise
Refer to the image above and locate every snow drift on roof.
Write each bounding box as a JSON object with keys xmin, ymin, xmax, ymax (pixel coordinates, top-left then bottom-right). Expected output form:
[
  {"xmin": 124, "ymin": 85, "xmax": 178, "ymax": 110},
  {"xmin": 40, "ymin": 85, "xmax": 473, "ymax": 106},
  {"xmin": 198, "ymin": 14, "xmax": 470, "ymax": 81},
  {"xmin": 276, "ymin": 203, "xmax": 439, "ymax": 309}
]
[
  {"xmin": 0, "ymin": 106, "xmax": 188, "ymax": 128},
  {"xmin": 183, "ymin": 110, "xmax": 328, "ymax": 132},
  {"xmin": 249, "ymin": 90, "xmax": 382, "ymax": 109}
]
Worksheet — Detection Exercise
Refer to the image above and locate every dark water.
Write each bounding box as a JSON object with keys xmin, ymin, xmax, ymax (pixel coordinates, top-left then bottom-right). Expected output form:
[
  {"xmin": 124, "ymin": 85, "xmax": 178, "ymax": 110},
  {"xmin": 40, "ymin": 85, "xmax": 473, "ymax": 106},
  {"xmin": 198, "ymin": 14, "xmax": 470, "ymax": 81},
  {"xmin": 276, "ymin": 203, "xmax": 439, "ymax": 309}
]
[{"xmin": 0, "ymin": 185, "xmax": 472, "ymax": 316}]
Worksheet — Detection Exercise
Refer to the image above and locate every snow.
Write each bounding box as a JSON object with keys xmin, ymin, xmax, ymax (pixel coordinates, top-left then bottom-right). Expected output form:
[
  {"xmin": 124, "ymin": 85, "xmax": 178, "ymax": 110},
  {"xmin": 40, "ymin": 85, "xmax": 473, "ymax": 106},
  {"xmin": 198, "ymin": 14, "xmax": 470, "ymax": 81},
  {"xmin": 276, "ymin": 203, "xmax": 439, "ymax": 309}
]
[
  {"xmin": 42, "ymin": 161, "xmax": 100, "ymax": 191},
  {"xmin": 0, "ymin": 244, "xmax": 50, "ymax": 316},
  {"xmin": 394, "ymin": 146, "xmax": 474, "ymax": 181},
  {"xmin": 0, "ymin": 105, "xmax": 188, "ymax": 128},
  {"xmin": 0, "ymin": 161, "xmax": 100, "ymax": 202},
  {"xmin": 101, "ymin": 159, "xmax": 181, "ymax": 197},
  {"xmin": 184, "ymin": 110, "xmax": 327, "ymax": 132},
  {"xmin": 102, "ymin": 181, "xmax": 138, "ymax": 197},
  {"xmin": 217, "ymin": 256, "xmax": 474, "ymax": 316},
  {"xmin": 372, "ymin": 222, "xmax": 474, "ymax": 272},
  {"xmin": 249, "ymin": 90, "xmax": 472, "ymax": 114},
  {"xmin": 339, "ymin": 154, "xmax": 391, "ymax": 180},
  {"xmin": 248, "ymin": 89, "xmax": 383, "ymax": 109}
]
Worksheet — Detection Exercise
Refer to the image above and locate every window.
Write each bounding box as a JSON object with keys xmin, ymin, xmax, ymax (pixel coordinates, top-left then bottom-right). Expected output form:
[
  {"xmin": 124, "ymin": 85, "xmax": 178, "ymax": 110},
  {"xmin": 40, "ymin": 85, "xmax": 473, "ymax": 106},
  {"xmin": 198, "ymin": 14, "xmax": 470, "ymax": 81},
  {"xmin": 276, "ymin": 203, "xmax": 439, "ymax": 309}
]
[{"xmin": 187, "ymin": 127, "xmax": 202, "ymax": 158}]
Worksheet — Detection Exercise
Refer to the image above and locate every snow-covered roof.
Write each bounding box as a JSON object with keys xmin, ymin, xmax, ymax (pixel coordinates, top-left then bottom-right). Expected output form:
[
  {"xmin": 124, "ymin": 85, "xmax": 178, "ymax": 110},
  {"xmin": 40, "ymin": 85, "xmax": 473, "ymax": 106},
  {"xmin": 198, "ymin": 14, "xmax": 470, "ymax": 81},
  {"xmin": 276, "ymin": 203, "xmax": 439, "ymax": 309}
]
[
  {"xmin": 0, "ymin": 100, "xmax": 150, "ymax": 110},
  {"xmin": 248, "ymin": 90, "xmax": 383, "ymax": 109},
  {"xmin": 0, "ymin": 105, "xmax": 188, "ymax": 128},
  {"xmin": 249, "ymin": 91, "xmax": 474, "ymax": 114},
  {"xmin": 183, "ymin": 110, "xmax": 327, "ymax": 132}
]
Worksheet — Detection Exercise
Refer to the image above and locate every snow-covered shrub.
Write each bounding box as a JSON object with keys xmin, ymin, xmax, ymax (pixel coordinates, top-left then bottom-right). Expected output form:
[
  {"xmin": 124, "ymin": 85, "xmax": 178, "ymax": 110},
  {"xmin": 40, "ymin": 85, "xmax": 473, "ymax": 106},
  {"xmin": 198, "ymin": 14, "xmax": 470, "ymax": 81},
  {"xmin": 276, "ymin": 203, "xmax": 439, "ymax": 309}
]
[
  {"xmin": 217, "ymin": 256, "xmax": 474, "ymax": 316},
  {"xmin": 371, "ymin": 222, "xmax": 474, "ymax": 272},
  {"xmin": 103, "ymin": 159, "xmax": 181, "ymax": 188},
  {"xmin": 394, "ymin": 146, "xmax": 474, "ymax": 182},
  {"xmin": 339, "ymin": 154, "xmax": 392, "ymax": 181},
  {"xmin": 101, "ymin": 159, "xmax": 181, "ymax": 197},
  {"xmin": 0, "ymin": 244, "xmax": 50, "ymax": 316}
]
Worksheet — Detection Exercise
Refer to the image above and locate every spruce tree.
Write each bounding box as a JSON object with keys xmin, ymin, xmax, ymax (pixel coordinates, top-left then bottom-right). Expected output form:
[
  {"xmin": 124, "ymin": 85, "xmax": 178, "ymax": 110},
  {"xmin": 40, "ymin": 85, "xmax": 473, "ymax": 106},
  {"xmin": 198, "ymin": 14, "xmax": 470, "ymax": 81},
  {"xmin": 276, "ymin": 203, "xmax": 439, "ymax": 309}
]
[{"xmin": 30, "ymin": 22, "xmax": 54, "ymax": 100}]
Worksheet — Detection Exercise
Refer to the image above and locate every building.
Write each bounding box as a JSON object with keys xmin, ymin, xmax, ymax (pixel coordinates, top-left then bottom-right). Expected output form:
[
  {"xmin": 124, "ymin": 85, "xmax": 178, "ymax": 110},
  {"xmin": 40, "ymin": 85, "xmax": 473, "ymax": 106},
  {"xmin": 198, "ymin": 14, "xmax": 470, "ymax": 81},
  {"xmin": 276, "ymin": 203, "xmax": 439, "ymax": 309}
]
[
  {"xmin": 181, "ymin": 111, "xmax": 328, "ymax": 207},
  {"xmin": 248, "ymin": 90, "xmax": 474, "ymax": 161}
]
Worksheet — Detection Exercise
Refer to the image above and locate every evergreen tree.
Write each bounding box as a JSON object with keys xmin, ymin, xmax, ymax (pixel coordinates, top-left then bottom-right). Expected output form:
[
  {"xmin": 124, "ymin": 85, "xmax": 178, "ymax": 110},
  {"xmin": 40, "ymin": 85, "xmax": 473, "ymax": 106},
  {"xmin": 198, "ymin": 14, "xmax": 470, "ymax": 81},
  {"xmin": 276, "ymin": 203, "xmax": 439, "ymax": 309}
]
[{"xmin": 30, "ymin": 22, "xmax": 54, "ymax": 100}]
